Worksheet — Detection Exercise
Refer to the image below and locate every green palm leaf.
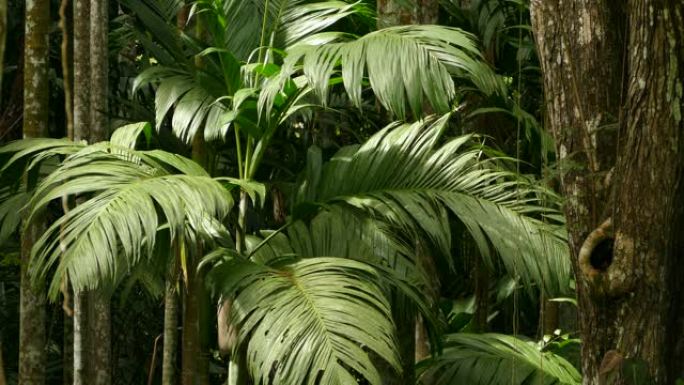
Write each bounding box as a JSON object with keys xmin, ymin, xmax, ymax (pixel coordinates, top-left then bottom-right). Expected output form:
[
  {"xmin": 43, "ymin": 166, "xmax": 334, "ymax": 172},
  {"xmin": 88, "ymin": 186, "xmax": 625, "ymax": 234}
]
[
  {"xmin": 207, "ymin": 256, "xmax": 401, "ymax": 385},
  {"xmin": 25, "ymin": 145, "xmax": 237, "ymax": 298},
  {"xmin": 262, "ymin": 25, "xmax": 504, "ymax": 120},
  {"xmin": 205, "ymin": 0, "xmax": 364, "ymax": 60},
  {"xmin": 296, "ymin": 114, "xmax": 571, "ymax": 295},
  {"xmin": 239, "ymin": 206, "xmax": 444, "ymax": 341},
  {"xmin": 416, "ymin": 333, "xmax": 581, "ymax": 385}
]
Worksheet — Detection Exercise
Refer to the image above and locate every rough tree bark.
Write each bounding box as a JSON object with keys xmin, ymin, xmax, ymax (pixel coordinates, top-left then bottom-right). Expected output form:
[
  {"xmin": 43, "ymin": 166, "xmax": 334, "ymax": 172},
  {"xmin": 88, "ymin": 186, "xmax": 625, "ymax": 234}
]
[
  {"xmin": 87, "ymin": 0, "xmax": 111, "ymax": 383},
  {"xmin": 377, "ymin": 0, "xmax": 438, "ymax": 29},
  {"xmin": 19, "ymin": 0, "xmax": 50, "ymax": 383},
  {"xmin": 530, "ymin": 1, "xmax": 684, "ymax": 383}
]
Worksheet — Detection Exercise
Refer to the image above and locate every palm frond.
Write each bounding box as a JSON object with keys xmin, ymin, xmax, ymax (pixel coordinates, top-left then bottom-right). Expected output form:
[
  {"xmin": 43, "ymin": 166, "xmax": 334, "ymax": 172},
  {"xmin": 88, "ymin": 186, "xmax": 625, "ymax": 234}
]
[
  {"xmin": 0, "ymin": 189, "xmax": 29, "ymax": 246},
  {"xmin": 295, "ymin": 114, "xmax": 571, "ymax": 295},
  {"xmin": 202, "ymin": 0, "xmax": 363, "ymax": 61},
  {"xmin": 416, "ymin": 333, "xmax": 581, "ymax": 385},
  {"xmin": 277, "ymin": 1, "xmax": 363, "ymax": 47},
  {"xmin": 207, "ymin": 255, "xmax": 401, "ymax": 385},
  {"xmin": 261, "ymin": 25, "xmax": 504, "ymax": 120},
  {"xmin": 133, "ymin": 67, "xmax": 231, "ymax": 143},
  {"xmin": 24, "ymin": 145, "xmax": 237, "ymax": 298},
  {"xmin": 242, "ymin": 206, "xmax": 444, "ymax": 341}
]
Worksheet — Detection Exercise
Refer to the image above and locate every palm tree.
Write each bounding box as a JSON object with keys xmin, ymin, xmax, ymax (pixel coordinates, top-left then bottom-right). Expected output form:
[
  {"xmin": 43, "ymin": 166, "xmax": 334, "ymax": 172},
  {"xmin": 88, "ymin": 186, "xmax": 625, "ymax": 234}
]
[{"xmin": 0, "ymin": 112, "xmax": 577, "ymax": 384}]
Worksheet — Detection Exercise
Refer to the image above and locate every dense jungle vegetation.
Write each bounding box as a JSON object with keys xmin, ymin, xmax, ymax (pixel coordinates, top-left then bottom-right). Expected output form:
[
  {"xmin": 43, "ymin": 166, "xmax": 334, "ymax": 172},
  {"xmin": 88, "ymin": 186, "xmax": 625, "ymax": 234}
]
[{"xmin": 0, "ymin": 0, "xmax": 682, "ymax": 384}]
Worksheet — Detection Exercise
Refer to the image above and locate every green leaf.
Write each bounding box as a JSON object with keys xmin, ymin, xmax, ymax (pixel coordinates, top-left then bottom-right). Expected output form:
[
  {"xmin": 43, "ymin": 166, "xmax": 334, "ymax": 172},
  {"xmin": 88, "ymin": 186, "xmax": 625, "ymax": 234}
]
[
  {"xmin": 208, "ymin": 256, "xmax": 401, "ymax": 385},
  {"xmin": 262, "ymin": 25, "xmax": 504, "ymax": 120},
  {"xmin": 417, "ymin": 333, "xmax": 582, "ymax": 385},
  {"xmin": 295, "ymin": 114, "xmax": 571, "ymax": 296},
  {"xmin": 25, "ymin": 147, "xmax": 235, "ymax": 298}
]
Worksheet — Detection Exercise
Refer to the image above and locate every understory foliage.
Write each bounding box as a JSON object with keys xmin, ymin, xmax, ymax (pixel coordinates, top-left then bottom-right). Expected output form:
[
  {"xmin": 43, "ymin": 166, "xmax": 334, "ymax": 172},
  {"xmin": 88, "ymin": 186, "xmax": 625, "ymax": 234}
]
[{"xmin": 0, "ymin": 0, "xmax": 582, "ymax": 384}]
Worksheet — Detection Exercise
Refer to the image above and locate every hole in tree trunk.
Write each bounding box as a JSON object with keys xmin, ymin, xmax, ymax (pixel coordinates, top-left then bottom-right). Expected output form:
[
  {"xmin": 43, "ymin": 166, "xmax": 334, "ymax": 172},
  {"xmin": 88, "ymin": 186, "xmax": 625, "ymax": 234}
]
[{"xmin": 590, "ymin": 237, "xmax": 614, "ymax": 271}]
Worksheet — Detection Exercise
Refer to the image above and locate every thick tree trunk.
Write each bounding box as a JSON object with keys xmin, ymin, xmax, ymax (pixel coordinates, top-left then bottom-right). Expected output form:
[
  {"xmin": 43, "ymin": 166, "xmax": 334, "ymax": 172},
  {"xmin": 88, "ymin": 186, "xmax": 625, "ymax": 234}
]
[
  {"xmin": 19, "ymin": 0, "xmax": 50, "ymax": 383},
  {"xmin": 530, "ymin": 1, "xmax": 684, "ymax": 383}
]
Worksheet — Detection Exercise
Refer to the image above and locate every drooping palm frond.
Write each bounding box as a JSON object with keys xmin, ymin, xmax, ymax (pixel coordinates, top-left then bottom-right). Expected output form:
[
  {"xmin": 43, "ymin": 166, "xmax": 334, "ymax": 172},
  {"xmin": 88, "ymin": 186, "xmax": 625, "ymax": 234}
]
[
  {"xmin": 261, "ymin": 25, "xmax": 504, "ymax": 120},
  {"xmin": 295, "ymin": 114, "xmax": 571, "ymax": 295},
  {"xmin": 133, "ymin": 67, "xmax": 228, "ymax": 143},
  {"xmin": 416, "ymin": 333, "xmax": 581, "ymax": 385},
  {"xmin": 0, "ymin": 138, "xmax": 87, "ymax": 247},
  {"xmin": 207, "ymin": 255, "xmax": 401, "ymax": 385},
  {"xmin": 21, "ymin": 144, "xmax": 239, "ymax": 298},
  {"xmin": 239, "ymin": 206, "xmax": 444, "ymax": 342}
]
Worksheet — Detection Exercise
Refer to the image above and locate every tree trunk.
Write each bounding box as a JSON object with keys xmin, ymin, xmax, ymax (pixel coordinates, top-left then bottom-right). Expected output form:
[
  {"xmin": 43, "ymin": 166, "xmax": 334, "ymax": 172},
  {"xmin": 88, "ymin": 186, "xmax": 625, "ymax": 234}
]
[
  {"xmin": 63, "ymin": 299, "xmax": 74, "ymax": 385},
  {"xmin": 530, "ymin": 1, "xmax": 684, "ymax": 383},
  {"xmin": 72, "ymin": 1, "xmax": 89, "ymax": 384},
  {"xmin": 19, "ymin": 224, "xmax": 47, "ymax": 385},
  {"xmin": 181, "ymin": 263, "xmax": 201, "ymax": 385},
  {"xmin": 87, "ymin": 292, "xmax": 110, "ymax": 384},
  {"xmin": 377, "ymin": 0, "xmax": 438, "ymax": 29},
  {"xmin": 88, "ymin": 0, "xmax": 107, "ymax": 141},
  {"xmin": 19, "ymin": 0, "xmax": 50, "ymax": 382},
  {"xmin": 73, "ymin": 293, "xmax": 87, "ymax": 385},
  {"xmin": 86, "ymin": 1, "xmax": 111, "ymax": 383},
  {"xmin": 72, "ymin": 0, "xmax": 89, "ymax": 142},
  {"xmin": 162, "ymin": 279, "xmax": 179, "ymax": 385}
]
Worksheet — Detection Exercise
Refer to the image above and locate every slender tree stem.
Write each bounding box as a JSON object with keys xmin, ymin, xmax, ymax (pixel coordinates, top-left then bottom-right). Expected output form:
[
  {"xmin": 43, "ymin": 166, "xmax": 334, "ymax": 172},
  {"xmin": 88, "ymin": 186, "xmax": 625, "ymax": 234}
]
[
  {"xmin": 162, "ymin": 261, "xmax": 179, "ymax": 385},
  {"xmin": 73, "ymin": 291, "xmax": 87, "ymax": 385},
  {"xmin": 19, "ymin": 0, "xmax": 50, "ymax": 382},
  {"xmin": 234, "ymin": 127, "xmax": 244, "ymax": 180}
]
